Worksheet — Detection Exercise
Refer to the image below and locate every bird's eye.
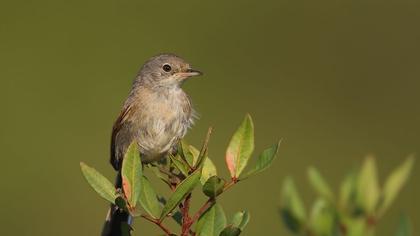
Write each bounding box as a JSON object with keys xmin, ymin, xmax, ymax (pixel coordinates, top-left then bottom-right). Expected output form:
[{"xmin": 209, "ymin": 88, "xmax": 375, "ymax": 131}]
[{"xmin": 162, "ymin": 64, "xmax": 172, "ymax": 72}]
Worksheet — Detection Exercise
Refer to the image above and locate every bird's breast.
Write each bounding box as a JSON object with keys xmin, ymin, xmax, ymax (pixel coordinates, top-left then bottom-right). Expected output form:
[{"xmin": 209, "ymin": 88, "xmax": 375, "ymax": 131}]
[{"xmin": 132, "ymin": 88, "xmax": 192, "ymax": 162}]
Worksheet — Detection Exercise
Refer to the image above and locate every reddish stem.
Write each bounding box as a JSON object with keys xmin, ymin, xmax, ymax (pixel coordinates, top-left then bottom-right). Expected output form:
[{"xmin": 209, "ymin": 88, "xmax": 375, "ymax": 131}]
[
  {"xmin": 141, "ymin": 214, "xmax": 173, "ymax": 236},
  {"xmin": 191, "ymin": 198, "xmax": 216, "ymax": 223},
  {"xmin": 367, "ymin": 215, "xmax": 377, "ymax": 226},
  {"xmin": 223, "ymin": 179, "xmax": 237, "ymax": 192},
  {"xmin": 181, "ymin": 193, "xmax": 193, "ymax": 236}
]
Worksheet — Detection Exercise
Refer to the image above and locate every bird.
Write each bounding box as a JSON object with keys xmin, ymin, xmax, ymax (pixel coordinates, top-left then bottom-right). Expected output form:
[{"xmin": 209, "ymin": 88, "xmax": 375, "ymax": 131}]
[{"xmin": 102, "ymin": 53, "xmax": 202, "ymax": 236}]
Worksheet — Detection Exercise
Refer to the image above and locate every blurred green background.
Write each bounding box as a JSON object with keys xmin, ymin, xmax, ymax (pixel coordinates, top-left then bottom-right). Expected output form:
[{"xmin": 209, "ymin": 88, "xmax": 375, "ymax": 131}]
[{"xmin": 1, "ymin": 0, "xmax": 419, "ymax": 235}]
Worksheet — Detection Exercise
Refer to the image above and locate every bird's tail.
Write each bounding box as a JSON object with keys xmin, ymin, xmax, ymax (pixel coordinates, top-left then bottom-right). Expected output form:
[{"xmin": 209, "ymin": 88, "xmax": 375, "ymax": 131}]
[{"xmin": 101, "ymin": 171, "xmax": 132, "ymax": 236}]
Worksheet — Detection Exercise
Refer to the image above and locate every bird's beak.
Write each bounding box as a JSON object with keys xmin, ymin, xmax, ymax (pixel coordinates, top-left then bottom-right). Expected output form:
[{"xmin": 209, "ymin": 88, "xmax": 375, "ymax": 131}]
[
  {"xmin": 176, "ymin": 68, "xmax": 203, "ymax": 79},
  {"xmin": 186, "ymin": 68, "xmax": 203, "ymax": 76}
]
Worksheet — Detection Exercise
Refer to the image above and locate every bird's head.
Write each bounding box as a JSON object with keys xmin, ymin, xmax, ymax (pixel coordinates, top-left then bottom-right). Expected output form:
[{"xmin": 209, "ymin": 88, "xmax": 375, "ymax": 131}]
[{"xmin": 137, "ymin": 53, "xmax": 202, "ymax": 88}]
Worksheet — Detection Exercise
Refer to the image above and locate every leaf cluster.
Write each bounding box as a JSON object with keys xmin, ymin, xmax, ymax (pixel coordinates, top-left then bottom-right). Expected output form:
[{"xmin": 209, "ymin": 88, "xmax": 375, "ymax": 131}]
[
  {"xmin": 280, "ymin": 156, "xmax": 415, "ymax": 236},
  {"xmin": 80, "ymin": 114, "xmax": 280, "ymax": 236}
]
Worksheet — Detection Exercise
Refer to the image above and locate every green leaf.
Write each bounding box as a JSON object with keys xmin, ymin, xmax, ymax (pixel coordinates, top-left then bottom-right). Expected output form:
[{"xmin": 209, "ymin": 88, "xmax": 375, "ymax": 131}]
[
  {"xmin": 139, "ymin": 176, "xmax": 161, "ymax": 219},
  {"xmin": 338, "ymin": 172, "xmax": 357, "ymax": 212},
  {"xmin": 307, "ymin": 167, "xmax": 334, "ymax": 201},
  {"xmin": 80, "ymin": 162, "xmax": 116, "ymax": 204},
  {"xmin": 379, "ymin": 156, "xmax": 415, "ymax": 216},
  {"xmin": 219, "ymin": 226, "xmax": 241, "ymax": 236},
  {"xmin": 156, "ymin": 197, "xmax": 182, "ymax": 225},
  {"xmin": 196, "ymin": 128, "xmax": 212, "ymax": 169},
  {"xmin": 241, "ymin": 141, "xmax": 280, "ymax": 179},
  {"xmin": 179, "ymin": 140, "xmax": 195, "ymax": 167},
  {"xmin": 160, "ymin": 168, "xmax": 202, "ymax": 220},
  {"xmin": 309, "ymin": 199, "xmax": 336, "ymax": 236},
  {"xmin": 121, "ymin": 142, "xmax": 143, "ymax": 208},
  {"xmin": 357, "ymin": 156, "xmax": 380, "ymax": 214},
  {"xmin": 344, "ymin": 218, "xmax": 368, "ymax": 236},
  {"xmin": 189, "ymin": 144, "xmax": 200, "ymax": 165},
  {"xmin": 395, "ymin": 214, "xmax": 411, "ymax": 236},
  {"xmin": 280, "ymin": 209, "xmax": 300, "ymax": 234},
  {"xmin": 196, "ymin": 203, "xmax": 227, "ymax": 236},
  {"xmin": 170, "ymin": 154, "xmax": 190, "ymax": 176},
  {"xmin": 281, "ymin": 177, "xmax": 306, "ymax": 233},
  {"xmin": 231, "ymin": 211, "xmax": 250, "ymax": 231},
  {"xmin": 225, "ymin": 114, "xmax": 254, "ymax": 179},
  {"xmin": 201, "ymin": 158, "xmax": 217, "ymax": 184},
  {"xmin": 203, "ymin": 176, "xmax": 226, "ymax": 198}
]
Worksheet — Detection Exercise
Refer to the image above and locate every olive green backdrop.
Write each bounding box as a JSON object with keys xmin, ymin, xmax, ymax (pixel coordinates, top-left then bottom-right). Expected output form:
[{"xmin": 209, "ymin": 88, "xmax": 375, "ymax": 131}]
[{"xmin": 1, "ymin": 0, "xmax": 419, "ymax": 235}]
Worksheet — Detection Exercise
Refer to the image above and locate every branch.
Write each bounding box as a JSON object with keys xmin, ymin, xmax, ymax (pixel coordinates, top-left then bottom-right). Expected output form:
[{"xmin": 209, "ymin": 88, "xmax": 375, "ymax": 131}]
[
  {"xmin": 223, "ymin": 179, "xmax": 237, "ymax": 192},
  {"xmin": 181, "ymin": 193, "xmax": 192, "ymax": 236},
  {"xmin": 188, "ymin": 180, "xmax": 237, "ymax": 229},
  {"xmin": 191, "ymin": 198, "xmax": 216, "ymax": 224},
  {"xmin": 141, "ymin": 214, "xmax": 173, "ymax": 236}
]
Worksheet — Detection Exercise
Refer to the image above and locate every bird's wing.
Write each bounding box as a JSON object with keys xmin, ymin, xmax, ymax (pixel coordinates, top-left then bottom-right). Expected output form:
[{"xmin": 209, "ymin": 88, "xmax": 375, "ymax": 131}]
[{"xmin": 110, "ymin": 104, "xmax": 134, "ymax": 170}]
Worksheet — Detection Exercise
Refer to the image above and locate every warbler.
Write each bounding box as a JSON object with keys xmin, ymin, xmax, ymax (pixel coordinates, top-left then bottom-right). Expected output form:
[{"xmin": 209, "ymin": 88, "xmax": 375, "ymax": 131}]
[{"xmin": 102, "ymin": 53, "xmax": 202, "ymax": 236}]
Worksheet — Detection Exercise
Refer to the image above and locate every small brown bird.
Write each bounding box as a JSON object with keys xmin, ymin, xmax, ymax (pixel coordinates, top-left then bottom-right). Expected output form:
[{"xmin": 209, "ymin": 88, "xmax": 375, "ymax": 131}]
[
  {"xmin": 111, "ymin": 53, "xmax": 202, "ymax": 169},
  {"xmin": 102, "ymin": 53, "xmax": 202, "ymax": 236}
]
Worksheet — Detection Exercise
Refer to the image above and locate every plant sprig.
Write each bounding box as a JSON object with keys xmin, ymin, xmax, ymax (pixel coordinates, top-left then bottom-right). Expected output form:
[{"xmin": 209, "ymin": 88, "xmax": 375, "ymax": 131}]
[
  {"xmin": 80, "ymin": 114, "xmax": 281, "ymax": 236},
  {"xmin": 280, "ymin": 156, "xmax": 415, "ymax": 236}
]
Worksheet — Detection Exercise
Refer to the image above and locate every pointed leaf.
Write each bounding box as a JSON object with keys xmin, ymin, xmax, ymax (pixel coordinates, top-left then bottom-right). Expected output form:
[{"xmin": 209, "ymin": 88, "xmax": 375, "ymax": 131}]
[
  {"xmin": 339, "ymin": 172, "xmax": 358, "ymax": 211},
  {"xmin": 179, "ymin": 140, "xmax": 195, "ymax": 167},
  {"xmin": 231, "ymin": 211, "xmax": 250, "ymax": 231},
  {"xmin": 156, "ymin": 197, "xmax": 182, "ymax": 225},
  {"xmin": 189, "ymin": 144, "xmax": 200, "ymax": 166},
  {"xmin": 395, "ymin": 214, "xmax": 411, "ymax": 236},
  {"xmin": 203, "ymin": 176, "xmax": 226, "ymax": 198},
  {"xmin": 309, "ymin": 199, "xmax": 337, "ymax": 236},
  {"xmin": 241, "ymin": 141, "xmax": 280, "ymax": 179},
  {"xmin": 160, "ymin": 169, "xmax": 202, "ymax": 220},
  {"xmin": 201, "ymin": 158, "xmax": 217, "ymax": 184},
  {"xmin": 196, "ymin": 127, "xmax": 212, "ymax": 168},
  {"xmin": 170, "ymin": 154, "xmax": 190, "ymax": 176},
  {"xmin": 281, "ymin": 177, "xmax": 306, "ymax": 233},
  {"xmin": 225, "ymin": 114, "xmax": 254, "ymax": 179},
  {"xmin": 307, "ymin": 167, "xmax": 334, "ymax": 201},
  {"xmin": 357, "ymin": 156, "xmax": 380, "ymax": 214},
  {"xmin": 122, "ymin": 142, "xmax": 143, "ymax": 208},
  {"xmin": 379, "ymin": 156, "xmax": 415, "ymax": 216},
  {"xmin": 139, "ymin": 176, "xmax": 161, "ymax": 219},
  {"xmin": 80, "ymin": 162, "xmax": 117, "ymax": 204},
  {"xmin": 196, "ymin": 203, "xmax": 227, "ymax": 236}
]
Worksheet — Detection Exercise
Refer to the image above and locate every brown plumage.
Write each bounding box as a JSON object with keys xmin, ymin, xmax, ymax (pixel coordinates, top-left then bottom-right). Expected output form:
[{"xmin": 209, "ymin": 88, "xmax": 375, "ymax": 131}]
[
  {"xmin": 102, "ymin": 53, "xmax": 202, "ymax": 236},
  {"xmin": 110, "ymin": 53, "xmax": 201, "ymax": 169}
]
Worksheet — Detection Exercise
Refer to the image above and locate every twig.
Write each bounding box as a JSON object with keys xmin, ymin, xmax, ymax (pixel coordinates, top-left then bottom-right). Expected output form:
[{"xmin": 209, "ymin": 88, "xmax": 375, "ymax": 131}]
[
  {"xmin": 223, "ymin": 179, "xmax": 237, "ymax": 192},
  {"xmin": 141, "ymin": 214, "xmax": 173, "ymax": 236},
  {"xmin": 191, "ymin": 198, "xmax": 216, "ymax": 224},
  {"xmin": 180, "ymin": 193, "xmax": 192, "ymax": 236}
]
